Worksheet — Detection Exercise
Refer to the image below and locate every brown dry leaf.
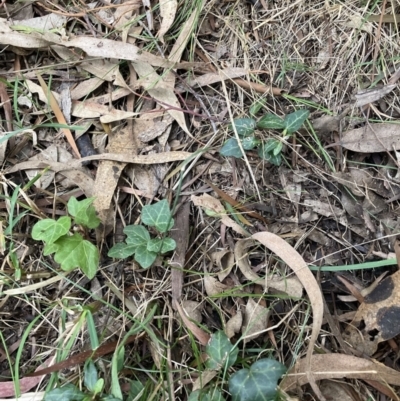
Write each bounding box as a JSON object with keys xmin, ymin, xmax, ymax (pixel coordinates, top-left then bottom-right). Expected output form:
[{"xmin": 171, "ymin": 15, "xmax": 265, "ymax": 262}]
[
  {"xmin": 173, "ymin": 299, "xmax": 210, "ymax": 345},
  {"xmin": 211, "ymin": 249, "xmax": 235, "ymax": 281},
  {"xmin": 181, "ymin": 300, "xmax": 203, "ymax": 324},
  {"xmin": 267, "ymin": 274, "xmax": 303, "ymax": 298},
  {"xmin": 71, "ymin": 100, "xmax": 136, "ymax": 123},
  {"xmin": 36, "ymin": 74, "xmax": 80, "ymax": 158},
  {"xmin": 320, "ymin": 381, "xmax": 358, "ymax": 401},
  {"xmin": 281, "ymin": 353, "xmax": 400, "ymax": 391},
  {"xmin": 93, "ymin": 127, "xmax": 136, "ymax": 231},
  {"xmin": 192, "ymin": 370, "xmax": 218, "ymax": 392},
  {"xmin": 242, "ymin": 298, "xmax": 269, "ymax": 343},
  {"xmin": 251, "ymin": 231, "xmax": 324, "ymax": 400},
  {"xmin": 342, "ymin": 269, "xmax": 400, "ymax": 356},
  {"xmin": 204, "ymin": 275, "xmax": 229, "ymax": 296},
  {"xmin": 340, "ymin": 123, "xmax": 400, "ymax": 153},
  {"xmin": 157, "ymin": 0, "xmax": 177, "ymax": 43},
  {"xmin": 355, "ymin": 84, "xmax": 397, "ymax": 107},
  {"xmin": 132, "ymin": 62, "xmax": 189, "ymax": 135},
  {"xmin": 226, "ymin": 311, "xmax": 243, "ymax": 339},
  {"xmin": 24, "ymin": 78, "xmax": 60, "ymax": 104},
  {"xmin": 191, "ymin": 194, "xmax": 249, "ymax": 237},
  {"xmin": 303, "ymin": 199, "xmax": 344, "ymax": 218},
  {"xmin": 0, "ymin": 77, "xmax": 12, "ymax": 163}
]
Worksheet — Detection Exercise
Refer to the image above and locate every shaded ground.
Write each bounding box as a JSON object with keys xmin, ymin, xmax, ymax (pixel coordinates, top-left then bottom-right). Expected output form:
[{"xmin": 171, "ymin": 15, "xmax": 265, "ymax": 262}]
[{"xmin": 1, "ymin": 0, "xmax": 400, "ymax": 400}]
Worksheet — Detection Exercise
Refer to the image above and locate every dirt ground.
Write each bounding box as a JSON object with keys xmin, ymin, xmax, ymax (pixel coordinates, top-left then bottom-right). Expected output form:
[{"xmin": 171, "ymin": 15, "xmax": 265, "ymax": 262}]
[{"xmin": 1, "ymin": 1, "xmax": 400, "ymax": 400}]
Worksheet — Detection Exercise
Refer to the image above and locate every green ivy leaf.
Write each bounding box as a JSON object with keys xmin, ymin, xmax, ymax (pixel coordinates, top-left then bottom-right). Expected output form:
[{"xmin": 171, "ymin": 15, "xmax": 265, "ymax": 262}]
[
  {"xmin": 134, "ymin": 245, "xmax": 157, "ymax": 269},
  {"xmin": 67, "ymin": 197, "xmax": 101, "ymax": 229},
  {"xmin": 220, "ymin": 138, "xmax": 243, "ymax": 158},
  {"xmin": 141, "ymin": 200, "xmax": 174, "ymax": 233},
  {"xmin": 43, "ymin": 384, "xmax": 85, "ymax": 401},
  {"xmin": 206, "ymin": 330, "xmax": 238, "ymax": 370},
  {"xmin": 124, "ymin": 225, "xmax": 150, "ymax": 247},
  {"xmin": 31, "ymin": 216, "xmax": 71, "ymax": 244},
  {"xmin": 101, "ymin": 396, "xmax": 122, "ymax": 401},
  {"xmin": 272, "ymin": 141, "xmax": 283, "ymax": 156},
  {"xmin": 229, "ymin": 118, "xmax": 256, "ymax": 137},
  {"xmin": 188, "ymin": 389, "xmax": 226, "ymax": 401},
  {"xmin": 43, "ymin": 242, "xmax": 60, "ymax": 256},
  {"xmin": 108, "ymin": 243, "xmax": 137, "ymax": 259},
  {"xmin": 241, "ymin": 135, "xmax": 260, "ymax": 150},
  {"xmin": 147, "ymin": 237, "xmax": 176, "ymax": 254},
  {"xmin": 84, "ymin": 360, "xmax": 98, "ymax": 393},
  {"xmin": 229, "ymin": 358, "xmax": 287, "ymax": 401},
  {"xmin": 283, "ymin": 109, "xmax": 310, "ymax": 134},
  {"xmin": 53, "ymin": 233, "xmax": 99, "ymax": 279},
  {"xmin": 256, "ymin": 114, "xmax": 285, "ymax": 130},
  {"xmin": 93, "ymin": 378, "xmax": 104, "ymax": 395}
]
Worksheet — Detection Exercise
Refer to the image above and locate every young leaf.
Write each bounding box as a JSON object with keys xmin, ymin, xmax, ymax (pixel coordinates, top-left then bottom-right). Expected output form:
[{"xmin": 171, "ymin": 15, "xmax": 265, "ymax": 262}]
[
  {"xmin": 124, "ymin": 225, "xmax": 150, "ymax": 247},
  {"xmin": 206, "ymin": 330, "xmax": 238, "ymax": 370},
  {"xmin": 241, "ymin": 135, "xmax": 260, "ymax": 150},
  {"xmin": 101, "ymin": 396, "xmax": 122, "ymax": 401},
  {"xmin": 53, "ymin": 233, "xmax": 99, "ymax": 279},
  {"xmin": 108, "ymin": 243, "xmax": 137, "ymax": 259},
  {"xmin": 188, "ymin": 389, "xmax": 226, "ymax": 401},
  {"xmin": 258, "ymin": 141, "xmax": 282, "ymax": 166},
  {"xmin": 31, "ymin": 216, "xmax": 71, "ymax": 244},
  {"xmin": 147, "ymin": 237, "xmax": 176, "ymax": 254},
  {"xmin": 256, "ymin": 114, "xmax": 285, "ymax": 130},
  {"xmin": 229, "ymin": 358, "xmax": 287, "ymax": 401},
  {"xmin": 43, "ymin": 384, "xmax": 85, "ymax": 401},
  {"xmin": 134, "ymin": 245, "xmax": 157, "ymax": 269},
  {"xmin": 92, "ymin": 378, "xmax": 104, "ymax": 395},
  {"xmin": 84, "ymin": 360, "xmax": 98, "ymax": 393},
  {"xmin": 283, "ymin": 109, "xmax": 310, "ymax": 134},
  {"xmin": 229, "ymin": 118, "xmax": 256, "ymax": 137},
  {"xmin": 272, "ymin": 140, "xmax": 283, "ymax": 156},
  {"xmin": 220, "ymin": 138, "xmax": 243, "ymax": 158},
  {"xmin": 141, "ymin": 200, "xmax": 174, "ymax": 233},
  {"xmin": 249, "ymin": 99, "xmax": 266, "ymax": 117},
  {"xmin": 128, "ymin": 380, "xmax": 145, "ymax": 399},
  {"xmin": 67, "ymin": 197, "xmax": 101, "ymax": 229}
]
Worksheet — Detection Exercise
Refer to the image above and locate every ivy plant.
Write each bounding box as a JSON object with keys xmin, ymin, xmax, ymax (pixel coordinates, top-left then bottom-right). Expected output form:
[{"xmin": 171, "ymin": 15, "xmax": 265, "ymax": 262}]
[
  {"xmin": 31, "ymin": 196, "xmax": 100, "ymax": 279},
  {"xmin": 43, "ymin": 360, "xmax": 122, "ymax": 401},
  {"xmin": 220, "ymin": 109, "xmax": 310, "ymax": 166},
  {"xmin": 108, "ymin": 199, "xmax": 176, "ymax": 269},
  {"xmin": 189, "ymin": 330, "xmax": 287, "ymax": 401}
]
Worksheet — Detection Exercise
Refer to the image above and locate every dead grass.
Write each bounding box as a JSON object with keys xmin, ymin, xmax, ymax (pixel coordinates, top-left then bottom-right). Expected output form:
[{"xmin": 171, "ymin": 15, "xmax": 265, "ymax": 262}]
[{"xmin": 2, "ymin": 0, "xmax": 400, "ymax": 400}]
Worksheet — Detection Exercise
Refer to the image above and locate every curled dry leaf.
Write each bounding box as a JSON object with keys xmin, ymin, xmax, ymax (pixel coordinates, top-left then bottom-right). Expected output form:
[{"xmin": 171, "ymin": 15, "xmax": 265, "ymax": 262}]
[
  {"xmin": 281, "ymin": 353, "xmax": 400, "ymax": 391},
  {"xmin": 191, "ymin": 194, "xmax": 249, "ymax": 237},
  {"xmin": 211, "ymin": 249, "xmax": 235, "ymax": 281},
  {"xmin": 226, "ymin": 311, "xmax": 243, "ymax": 339},
  {"xmin": 251, "ymin": 232, "xmax": 324, "ymax": 400},
  {"xmin": 157, "ymin": 0, "xmax": 177, "ymax": 43},
  {"xmin": 204, "ymin": 275, "xmax": 230, "ymax": 296},
  {"xmin": 242, "ymin": 298, "xmax": 269, "ymax": 343}
]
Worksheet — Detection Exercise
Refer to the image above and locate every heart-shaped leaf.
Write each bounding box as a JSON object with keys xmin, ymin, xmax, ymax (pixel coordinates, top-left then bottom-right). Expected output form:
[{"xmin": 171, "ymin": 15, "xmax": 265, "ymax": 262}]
[
  {"xmin": 134, "ymin": 245, "xmax": 157, "ymax": 268},
  {"xmin": 124, "ymin": 225, "xmax": 150, "ymax": 247},
  {"xmin": 241, "ymin": 135, "xmax": 260, "ymax": 150},
  {"xmin": 147, "ymin": 237, "xmax": 176, "ymax": 254},
  {"xmin": 141, "ymin": 200, "xmax": 174, "ymax": 233},
  {"xmin": 53, "ymin": 233, "xmax": 99, "ymax": 279},
  {"xmin": 32, "ymin": 216, "xmax": 71, "ymax": 244},
  {"xmin": 257, "ymin": 114, "xmax": 285, "ymax": 130},
  {"xmin": 206, "ymin": 330, "xmax": 238, "ymax": 370},
  {"xmin": 283, "ymin": 110, "xmax": 309, "ymax": 134},
  {"xmin": 220, "ymin": 138, "xmax": 244, "ymax": 158},
  {"xmin": 229, "ymin": 118, "xmax": 257, "ymax": 137},
  {"xmin": 108, "ymin": 243, "xmax": 137, "ymax": 259},
  {"xmin": 43, "ymin": 383, "xmax": 85, "ymax": 401},
  {"xmin": 67, "ymin": 197, "xmax": 101, "ymax": 229},
  {"xmin": 229, "ymin": 358, "xmax": 286, "ymax": 401}
]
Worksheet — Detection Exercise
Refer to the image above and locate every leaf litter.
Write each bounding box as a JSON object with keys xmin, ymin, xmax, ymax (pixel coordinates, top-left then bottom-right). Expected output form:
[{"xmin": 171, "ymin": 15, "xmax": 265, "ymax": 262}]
[{"xmin": 3, "ymin": 0, "xmax": 400, "ymax": 400}]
